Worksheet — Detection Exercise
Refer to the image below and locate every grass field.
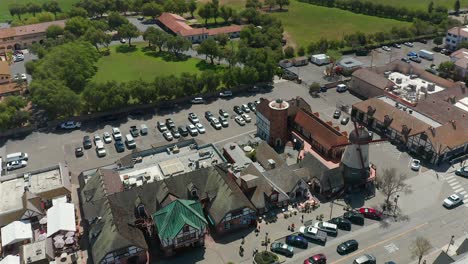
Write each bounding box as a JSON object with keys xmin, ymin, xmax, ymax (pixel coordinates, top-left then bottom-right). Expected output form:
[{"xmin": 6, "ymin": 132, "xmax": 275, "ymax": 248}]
[
  {"xmin": 0, "ymin": 0, "xmax": 77, "ymax": 22},
  {"xmin": 362, "ymin": 0, "xmax": 466, "ymax": 10},
  {"xmin": 92, "ymin": 43, "xmax": 214, "ymax": 83},
  {"xmin": 270, "ymin": 0, "xmax": 411, "ymax": 48}
]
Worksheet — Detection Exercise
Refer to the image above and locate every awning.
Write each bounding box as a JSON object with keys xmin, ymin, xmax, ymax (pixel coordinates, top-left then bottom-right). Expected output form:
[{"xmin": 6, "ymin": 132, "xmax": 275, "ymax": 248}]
[
  {"xmin": 1, "ymin": 221, "xmax": 32, "ymax": 247},
  {"xmin": 47, "ymin": 203, "xmax": 75, "ymax": 237}
]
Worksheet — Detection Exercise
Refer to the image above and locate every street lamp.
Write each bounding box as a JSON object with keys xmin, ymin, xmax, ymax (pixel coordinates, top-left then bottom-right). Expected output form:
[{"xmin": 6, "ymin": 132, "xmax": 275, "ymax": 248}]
[
  {"xmin": 264, "ymin": 232, "xmax": 269, "ymax": 251},
  {"xmin": 393, "ymin": 195, "xmax": 400, "ymax": 216},
  {"xmin": 446, "ymin": 235, "xmax": 455, "ymax": 253}
]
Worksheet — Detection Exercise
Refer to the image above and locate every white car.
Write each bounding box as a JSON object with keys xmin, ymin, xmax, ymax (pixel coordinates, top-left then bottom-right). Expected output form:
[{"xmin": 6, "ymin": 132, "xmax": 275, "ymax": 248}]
[
  {"xmin": 163, "ymin": 131, "xmax": 173, "ymax": 141},
  {"xmin": 21, "ymin": 73, "xmax": 27, "ymax": 80},
  {"xmin": 103, "ymin": 132, "xmax": 112, "ymax": 143},
  {"xmin": 241, "ymin": 113, "xmax": 252, "ymax": 123},
  {"xmin": 60, "ymin": 121, "xmax": 81, "ymax": 130},
  {"xmin": 94, "ymin": 134, "xmax": 103, "ymax": 145},
  {"xmin": 410, "ymin": 159, "xmax": 420, "ymax": 171},
  {"xmin": 195, "ymin": 123, "xmax": 206, "ymax": 134},
  {"xmin": 188, "ymin": 113, "xmax": 199, "ymax": 124},
  {"xmin": 235, "ymin": 115, "xmax": 246, "ymax": 126},
  {"xmin": 382, "ymin": 46, "xmax": 391, "ymax": 51},
  {"xmin": 112, "ymin": 127, "xmax": 122, "ymax": 140},
  {"xmin": 120, "ymin": 38, "xmax": 126, "ymax": 43},
  {"xmin": 404, "ymin": 42, "xmax": 414, "ymax": 47},
  {"xmin": 96, "ymin": 142, "xmax": 106, "ymax": 157},
  {"xmin": 443, "ymin": 194, "xmax": 463, "ymax": 208},
  {"xmin": 241, "ymin": 104, "xmax": 250, "ymax": 113},
  {"xmin": 210, "ymin": 117, "xmax": 222, "ymax": 130},
  {"xmin": 187, "ymin": 124, "xmax": 198, "ymax": 136},
  {"xmin": 7, "ymin": 160, "xmax": 27, "ymax": 170}
]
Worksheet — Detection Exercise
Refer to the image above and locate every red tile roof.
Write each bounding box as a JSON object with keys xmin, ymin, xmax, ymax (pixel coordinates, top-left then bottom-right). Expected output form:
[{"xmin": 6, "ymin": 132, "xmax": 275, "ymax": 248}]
[
  {"xmin": 0, "ymin": 20, "xmax": 65, "ymax": 39},
  {"xmin": 294, "ymin": 110, "xmax": 349, "ymax": 150},
  {"xmin": 448, "ymin": 26, "xmax": 468, "ymax": 38},
  {"xmin": 207, "ymin": 25, "xmax": 242, "ymax": 36},
  {"xmin": 0, "ymin": 61, "xmax": 10, "ymax": 76}
]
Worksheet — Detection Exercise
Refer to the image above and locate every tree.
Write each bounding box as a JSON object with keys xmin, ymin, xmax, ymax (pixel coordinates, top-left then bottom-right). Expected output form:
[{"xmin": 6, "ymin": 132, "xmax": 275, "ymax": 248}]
[
  {"xmin": 433, "ymin": 36, "xmax": 443, "ymax": 47},
  {"xmin": 198, "ymin": 38, "xmax": 220, "ymax": 64},
  {"xmin": 129, "ymin": 79, "xmax": 158, "ymax": 104},
  {"xmin": 198, "ymin": 4, "xmax": 213, "ymax": 26},
  {"xmin": 142, "ymin": 2, "xmax": 162, "ymax": 21},
  {"xmin": 9, "ymin": 3, "xmax": 27, "ymax": 20},
  {"xmin": 411, "ymin": 237, "xmax": 432, "ymax": 264},
  {"xmin": 65, "ymin": 17, "xmax": 92, "ymax": 36},
  {"xmin": 108, "ymin": 11, "xmax": 129, "ymax": 30},
  {"xmin": 118, "ymin": 23, "xmax": 140, "ymax": 47},
  {"xmin": 276, "ymin": 0, "xmax": 289, "ymax": 10},
  {"xmin": 68, "ymin": 7, "xmax": 88, "ymax": 18},
  {"xmin": 219, "ymin": 6, "xmax": 233, "ymax": 23},
  {"xmin": 46, "ymin": 25, "xmax": 64, "ymax": 39},
  {"xmin": 29, "ymin": 80, "xmax": 81, "ymax": 118},
  {"xmin": 284, "ymin": 46, "xmax": 294, "ymax": 58},
  {"xmin": 211, "ymin": 0, "xmax": 220, "ymax": 24},
  {"xmin": 114, "ymin": 0, "xmax": 131, "ymax": 13},
  {"xmin": 297, "ymin": 46, "xmax": 305, "ymax": 56},
  {"xmin": 152, "ymin": 30, "xmax": 171, "ymax": 52},
  {"xmin": 85, "ymin": 27, "xmax": 111, "ymax": 51},
  {"xmin": 166, "ymin": 35, "xmax": 191, "ymax": 57},
  {"xmin": 265, "ymin": 0, "xmax": 276, "ymax": 11},
  {"xmin": 377, "ymin": 168, "xmax": 411, "ymax": 209},
  {"xmin": 200, "ymin": 71, "xmax": 220, "ymax": 92},
  {"xmin": 188, "ymin": 0, "xmax": 197, "ymax": 18},
  {"xmin": 215, "ymin": 33, "xmax": 229, "ymax": 47},
  {"xmin": 164, "ymin": 0, "xmax": 178, "ymax": 13},
  {"xmin": 27, "ymin": 2, "xmax": 42, "ymax": 16},
  {"xmin": 42, "ymin": 0, "xmax": 62, "ymax": 19},
  {"xmin": 438, "ymin": 61, "xmax": 455, "ymax": 79},
  {"xmin": 428, "ymin": 1, "xmax": 434, "ymax": 13},
  {"xmin": 245, "ymin": 0, "xmax": 262, "ymax": 9},
  {"xmin": 174, "ymin": 0, "xmax": 188, "ymax": 15},
  {"xmin": 309, "ymin": 82, "xmax": 320, "ymax": 97},
  {"xmin": 454, "ymin": 0, "xmax": 461, "ymax": 15}
]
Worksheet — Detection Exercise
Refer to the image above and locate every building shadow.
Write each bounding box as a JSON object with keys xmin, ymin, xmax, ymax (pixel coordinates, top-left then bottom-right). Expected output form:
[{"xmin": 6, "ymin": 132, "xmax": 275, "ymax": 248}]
[{"xmin": 211, "ymin": 227, "xmax": 256, "ymax": 245}]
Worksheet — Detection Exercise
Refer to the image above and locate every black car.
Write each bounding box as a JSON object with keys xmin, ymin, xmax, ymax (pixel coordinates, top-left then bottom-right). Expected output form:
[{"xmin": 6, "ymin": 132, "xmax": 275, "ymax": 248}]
[
  {"xmin": 337, "ymin": 239, "xmax": 359, "ymax": 255},
  {"xmin": 130, "ymin": 126, "xmax": 140, "ymax": 137},
  {"xmin": 166, "ymin": 118, "xmax": 176, "ymax": 130},
  {"xmin": 83, "ymin": 136, "xmax": 92, "ymax": 149},
  {"xmin": 333, "ymin": 110, "xmax": 341, "ymax": 119},
  {"xmin": 285, "ymin": 235, "xmax": 308, "ymax": 249},
  {"xmin": 178, "ymin": 126, "xmax": 189, "ymax": 137},
  {"xmin": 343, "ymin": 211, "xmax": 365, "ymax": 225},
  {"xmin": 248, "ymin": 102, "xmax": 256, "ymax": 112},
  {"xmin": 205, "ymin": 111, "xmax": 214, "ymax": 121},
  {"xmin": 329, "ymin": 217, "xmax": 352, "ymax": 231},
  {"xmin": 233, "ymin": 105, "xmax": 243, "ymax": 115},
  {"xmin": 75, "ymin": 147, "xmax": 84, "ymax": 157},
  {"xmin": 114, "ymin": 139, "xmax": 125, "ymax": 152},
  {"xmin": 341, "ymin": 117, "xmax": 350, "ymax": 125}
]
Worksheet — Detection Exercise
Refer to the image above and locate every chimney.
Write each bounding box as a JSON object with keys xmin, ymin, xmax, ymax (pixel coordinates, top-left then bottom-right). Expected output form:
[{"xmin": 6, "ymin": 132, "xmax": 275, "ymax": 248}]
[
  {"xmin": 429, "ymin": 126, "xmax": 436, "ymax": 136},
  {"xmin": 451, "ymin": 120, "xmax": 457, "ymax": 129}
]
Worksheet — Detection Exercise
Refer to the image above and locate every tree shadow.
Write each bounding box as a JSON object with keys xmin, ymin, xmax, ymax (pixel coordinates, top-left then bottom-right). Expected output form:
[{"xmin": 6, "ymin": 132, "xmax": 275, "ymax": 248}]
[
  {"xmin": 143, "ymin": 50, "xmax": 190, "ymax": 62},
  {"xmin": 116, "ymin": 45, "xmax": 137, "ymax": 53},
  {"xmin": 196, "ymin": 60, "xmax": 222, "ymax": 71}
]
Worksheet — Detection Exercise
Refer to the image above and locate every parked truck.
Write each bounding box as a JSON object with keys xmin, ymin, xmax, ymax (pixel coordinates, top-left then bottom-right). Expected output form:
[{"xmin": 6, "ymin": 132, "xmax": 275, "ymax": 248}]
[
  {"xmin": 418, "ymin": 49, "xmax": 434, "ymax": 60},
  {"xmin": 311, "ymin": 54, "xmax": 330, "ymax": 65},
  {"xmin": 299, "ymin": 226, "xmax": 327, "ymax": 244}
]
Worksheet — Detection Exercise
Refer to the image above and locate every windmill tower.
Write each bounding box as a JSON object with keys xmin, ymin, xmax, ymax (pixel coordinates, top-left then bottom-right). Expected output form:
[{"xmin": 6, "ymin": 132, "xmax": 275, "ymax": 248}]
[{"xmin": 340, "ymin": 126, "xmax": 372, "ymax": 185}]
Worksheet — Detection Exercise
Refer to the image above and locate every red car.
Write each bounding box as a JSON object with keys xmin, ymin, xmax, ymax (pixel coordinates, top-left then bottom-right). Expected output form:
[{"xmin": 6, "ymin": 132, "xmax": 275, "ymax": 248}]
[
  {"xmin": 358, "ymin": 208, "xmax": 382, "ymax": 220},
  {"xmin": 304, "ymin": 253, "xmax": 327, "ymax": 264}
]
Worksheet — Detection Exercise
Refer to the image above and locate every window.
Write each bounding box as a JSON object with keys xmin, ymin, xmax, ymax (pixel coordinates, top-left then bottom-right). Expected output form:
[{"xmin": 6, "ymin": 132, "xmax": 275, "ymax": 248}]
[{"xmin": 183, "ymin": 225, "xmax": 190, "ymax": 232}]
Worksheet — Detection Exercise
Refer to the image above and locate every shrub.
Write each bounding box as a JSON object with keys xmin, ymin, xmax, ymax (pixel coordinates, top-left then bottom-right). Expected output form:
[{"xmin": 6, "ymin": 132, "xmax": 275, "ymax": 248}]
[{"xmin": 254, "ymin": 251, "xmax": 279, "ymax": 264}]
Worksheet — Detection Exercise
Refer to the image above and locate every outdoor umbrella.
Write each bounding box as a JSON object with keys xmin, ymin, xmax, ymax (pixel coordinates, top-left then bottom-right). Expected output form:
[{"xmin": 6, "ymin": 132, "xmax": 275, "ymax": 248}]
[{"xmin": 54, "ymin": 238, "xmax": 65, "ymax": 249}]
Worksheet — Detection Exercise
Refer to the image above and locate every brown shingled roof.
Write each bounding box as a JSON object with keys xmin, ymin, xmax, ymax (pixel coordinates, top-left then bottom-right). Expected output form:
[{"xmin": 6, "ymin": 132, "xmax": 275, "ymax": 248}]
[
  {"xmin": 353, "ymin": 97, "xmax": 428, "ymax": 136},
  {"xmin": 425, "ymin": 120, "xmax": 468, "ymax": 153},
  {"xmin": 0, "ymin": 83, "xmax": 22, "ymax": 96},
  {"xmin": 0, "ymin": 61, "xmax": 11, "ymax": 76},
  {"xmin": 294, "ymin": 110, "xmax": 348, "ymax": 149},
  {"xmin": 352, "ymin": 68, "xmax": 395, "ymax": 89}
]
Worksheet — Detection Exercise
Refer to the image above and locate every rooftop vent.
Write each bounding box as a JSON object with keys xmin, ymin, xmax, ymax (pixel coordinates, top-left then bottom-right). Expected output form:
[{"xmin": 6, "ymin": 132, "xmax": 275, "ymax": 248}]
[{"xmin": 267, "ymin": 159, "xmax": 276, "ymax": 169}]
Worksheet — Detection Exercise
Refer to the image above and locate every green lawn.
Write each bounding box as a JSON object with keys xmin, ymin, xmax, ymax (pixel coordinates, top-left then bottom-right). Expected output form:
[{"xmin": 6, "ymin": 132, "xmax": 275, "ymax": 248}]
[
  {"xmin": 92, "ymin": 43, "xmax": 212, "ymax": 83},
  {"xmin": 361, "ymin": 0, "xmax": 466, "ymax": 10},
  {"xmin": 270, "ymin": 1, "xmax": 411, "ymax": 48},
  {"xmin": 0, "ymin": 0, "xmax": 78, "ymax": 22}
]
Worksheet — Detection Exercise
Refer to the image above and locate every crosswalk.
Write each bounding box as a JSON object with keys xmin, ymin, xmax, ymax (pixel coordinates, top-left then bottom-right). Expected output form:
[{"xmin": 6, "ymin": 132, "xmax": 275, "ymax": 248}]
[{"xmin": 445, "ymin": 175, "xmax": 468, "ymax": 207}]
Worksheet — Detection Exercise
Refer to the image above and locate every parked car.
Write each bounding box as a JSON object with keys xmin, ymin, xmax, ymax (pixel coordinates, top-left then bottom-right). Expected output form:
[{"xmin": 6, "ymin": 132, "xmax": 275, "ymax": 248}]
[
  {"xmin": 353, "ymin": 254, "xmax": 376, "ymax": 264},
  {"xmin": 191, "ymin": 97, "xmax": 205, "ymax": 104},
  {"xmin": 270, "ymin": 242, "xmax": 293, "ymax": 257},
  {"xmin": 195, "ymin": 123, "xmax": 206, "ymax": 134},
  {"xmin": 75, "ymin": 147, "xmax": 84, "ymax": 157},
  {"xmin": 411, "ymin": 159, "xmax": 421, "ymax": 171},
  {"xmin": 233, "ymin": 106, "xmax": 243, "ymax": 115},
  {"xmin": 304, "ymin": 254, "xmax": 327, "ymax": 264},
  {"xmin": 241, "ymin": 104, "xmax": 251, "ymax": 113},
  {"xmin": 404, "ymin": 42, "xmax": 414, "ymax": 47},
  {"xmin": 407, "ymin": 51, "xmax": 417, "ymax": 57},
  {"xmin": 20, "ymin": 73, "xmax": 27, "ymax": 80},
  {"xmin": 95, "ymin": 142, "xmax": 106, "ymax": 157},
  {"xmin": 219, "ymin": 90, "xmax": 233, "ymax": 97},
  {"xmin": 59, "ymin": 121, "xmax": 81, "ymax": 130},
  {"xmin": 114, "ymin": 139, "xmax": 125, "ymax": 152},
  {"xmin": 341, "ymin": 117, "xmax": 350, "ymax": 125},
  {"xmin": 205, "ymin": 111, "xmax": 214, "ymax": 121},
  {"xmin": 241, "ymin": 113, "xmax": 252, "ymax": 123},
  {"xmin": 219, "ymin": 109, "xmax": 229, "ymax": 118},
  {"xmin": 166, "ymin": 118, "xmax": 176, "ymax": 130},
  {"xmin": 163, "ymin": 131, "xmax": 173, "ymax": 141},
  {"xmin": 103, "ymin": 132, "xmax": 112, "ymax": 143},
  {"xmin": 286, "ymin": 235, "xmax": 308, "ymax": 249},
  {"xmin": 7, "ymin": 160, "xmax": 27, "ymax": 170},
  {"xmin": 140, "ymin": 124, "xmax": 148, "ymax": 135},
  {"xmin": 210, "ymin": 117, "xmax": 222, "ymax": 130},
  {"xmin": 343, "ymin": 211, "xmax": 365, "ymax": 225},
  {"xmin": 314, "ymin": 221, "xmax": 338, "ymax": 236},
  {"xmin": 120, "ymin": 38, "xmax": 126, "ymax": 43},
  {"xmin": 235, "ymin": 115, "xmax": 246, "ymax": 126},
  {"xmin": 187, "ymin": 124, "xmax": 198, "ymax": 136},
  {"xmin": 170, "ymin": 127, "xmax": 181, "ymax": 138},
  {"xmin": 455, "ymin": 166, "xmax": 468, "ymax": 177},
  {"xmin": 83, "ymin": 136, "xmax": 92, "ymax": 149},
  {"xmin": 333, "ymin": 110, "xmax": 341, "ymax": 119},
  {"xmin": 125, "ymin": 134, "xmax": 136, "ymax": 149},
  {"xmin": 248, "ymin": 102, "xmax": 256, "ymax": 112},
  {"xmin": 94, "ymin": 134, "xmax": 103, "ymax": 145},
  {"xmin": 219, "ymin": 116, "xmax": 229, "ymax": 127},
  {"xmin": 157, "ymin": 121, "xmax": 168, "ymax": 132},
  {"xmin": 112, "ymin": 127, "xmax": 122, "ymax": 140},
  {"xmin": 178, "ymin": 126, "xmax": 189, "ymax": 137},
  {"xmin": 299, "ymin": 226, "xmax": 327, "ymax": 244},
  {"xmin": 336, "ymin": 84, "xmax": 347, "ymax": 92},
  {"xmin": 382, "ymin": 46, "xmax": 391, "ymax": 51},
  {"xmin": 130, "ymin": 126, "xmax": 140, "ymax": 137},
  {"xmin": 337, "ymin": 239, "xmax": 359, "ymax": 255},
  {"xmin": 401, "ymin": 57, "xmax": 410, "ymax": 63},
  {"xmin": 393, "ymin": 43, "xmax": 401, "ymax": 48},
  {"xmin": 329, "ymin": 217, "xmax": 351, "ymax": 231},
  {"xmin": 410, "ymin": 56, "xmax": 421, "ymax": 63},
  {"xmin": 443, "ymin": 194, "xmax": 463, "ymax": 208},
  {"xmin": 358, "ymin": 208, "xmax": 382, "ymax": 220},
  {"xmin": 188, "ymin": 113, "xmax": 199, "ymax": 124}
]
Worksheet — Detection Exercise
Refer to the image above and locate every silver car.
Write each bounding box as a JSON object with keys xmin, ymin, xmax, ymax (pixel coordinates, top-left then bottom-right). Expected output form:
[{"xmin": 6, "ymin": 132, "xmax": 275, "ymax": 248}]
[{"xmin": 443, "ymin": 194, "xmax": 462, "ymax": 209}]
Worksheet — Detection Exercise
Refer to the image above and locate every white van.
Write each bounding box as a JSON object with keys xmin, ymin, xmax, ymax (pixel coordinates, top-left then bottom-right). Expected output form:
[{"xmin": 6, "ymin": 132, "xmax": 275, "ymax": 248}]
[
  {"xmin": 6, "ymin": 152, "xmax": 29, "ymax": 163},
  {"xmin": 96, "ymin": 142, "xmax": 106, "ymax": 157},
  {"xmin": 125, "ymin": 134, "xmax": 136, "ymax": 149},
  {"xmin": 140, "ymin": 124, "xmax": 148, "ymax": 135},
  {"xmin": 336, "ymin": 84, "xmax": 347, "ymax": 93}
]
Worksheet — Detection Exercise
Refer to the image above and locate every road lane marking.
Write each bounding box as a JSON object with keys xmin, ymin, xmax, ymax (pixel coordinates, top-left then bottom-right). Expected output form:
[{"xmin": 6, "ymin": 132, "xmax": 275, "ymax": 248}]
[
  {"xmin": 455, "ymin": 187, "xmax": 465, "ymax": 193},
  {"xmin": 446, "ymin": 175, "xmax": 456, "ymax": 180},
  {"xmin": 330, "ymin": 222, "xmax": 429, "ymax": 264},
  {"xmin": 384, "ymin": 243, "xmax": 399, "ymax": 253},
  {"xmin": 460, "ymin": 191, "xmax": 467, "ymax": 195},
  {"xmin": 447, "ymin": 177, "xmax": 457, "ymax": 183},
  {"xmin": 450, "ymin": 182, "xmax": 460, "ymax": 187}
]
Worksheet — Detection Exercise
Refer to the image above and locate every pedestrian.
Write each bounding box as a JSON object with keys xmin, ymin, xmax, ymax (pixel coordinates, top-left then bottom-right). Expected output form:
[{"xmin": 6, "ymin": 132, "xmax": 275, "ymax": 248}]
[{"xmin": 301, "ymin": 214, "xmax": 304, "ymax": 223}]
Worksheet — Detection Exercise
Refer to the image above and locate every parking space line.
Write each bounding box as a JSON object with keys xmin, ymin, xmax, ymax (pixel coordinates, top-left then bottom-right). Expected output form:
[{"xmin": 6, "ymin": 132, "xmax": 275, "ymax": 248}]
[{"xmin": 455, "ymin": 187, "xmax": 465, "ymax": 193}]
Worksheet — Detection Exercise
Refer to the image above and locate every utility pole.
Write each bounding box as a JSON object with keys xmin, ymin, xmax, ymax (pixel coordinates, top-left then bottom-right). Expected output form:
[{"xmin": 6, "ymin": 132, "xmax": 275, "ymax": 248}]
[
  {"xmin": 393, "ymin": 195, "xmax": 400, "ymax": 216},
  {"xmin": 329, "ymin": 199, "xmax": 334, "ymax": 220},
  {"xmin": 446, "ymin": 235, "xmax": 455, "ymax": 253}
]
